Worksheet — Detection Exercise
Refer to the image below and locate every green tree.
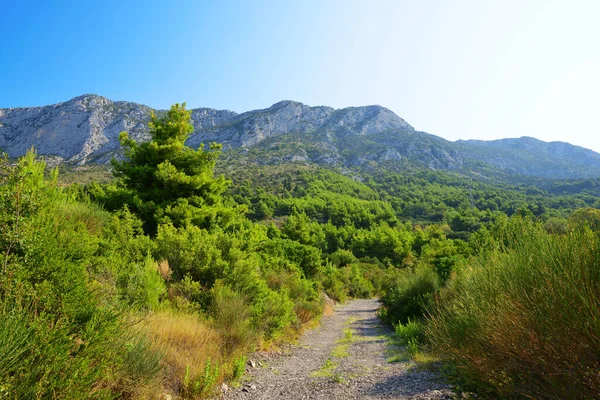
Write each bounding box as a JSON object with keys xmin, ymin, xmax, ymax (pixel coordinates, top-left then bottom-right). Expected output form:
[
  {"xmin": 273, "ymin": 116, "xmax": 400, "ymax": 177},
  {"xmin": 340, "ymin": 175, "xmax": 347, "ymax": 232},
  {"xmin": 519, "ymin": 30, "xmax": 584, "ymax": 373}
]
[
  {"xmin": 568, "ymin": 207, "xmax": 600, "ymax": 231},
  {"xmin": 111, "ymin": 103, "xmax": 236, "ymax": 234}
]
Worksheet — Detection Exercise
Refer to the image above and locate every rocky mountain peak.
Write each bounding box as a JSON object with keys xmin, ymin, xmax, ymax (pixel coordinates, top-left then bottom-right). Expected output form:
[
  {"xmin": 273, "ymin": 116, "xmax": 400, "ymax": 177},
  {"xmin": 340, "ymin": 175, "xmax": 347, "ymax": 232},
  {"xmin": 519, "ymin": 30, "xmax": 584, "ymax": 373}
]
[
  {"xmin": 1, "ymin": 95, "xmax": 600, "ymax": 179},
  {"xmin": 267, "ymin": 100, "xmax": 305, "ymax": 110}
]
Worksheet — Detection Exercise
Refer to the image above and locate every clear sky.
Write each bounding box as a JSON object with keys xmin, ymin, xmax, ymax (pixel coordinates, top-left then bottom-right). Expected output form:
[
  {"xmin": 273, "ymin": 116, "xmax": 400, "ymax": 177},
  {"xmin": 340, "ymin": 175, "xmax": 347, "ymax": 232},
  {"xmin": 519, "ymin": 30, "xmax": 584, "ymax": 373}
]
[{"xmin": 1, "ymin": 1, "xmax": 599, "ymax": 151}]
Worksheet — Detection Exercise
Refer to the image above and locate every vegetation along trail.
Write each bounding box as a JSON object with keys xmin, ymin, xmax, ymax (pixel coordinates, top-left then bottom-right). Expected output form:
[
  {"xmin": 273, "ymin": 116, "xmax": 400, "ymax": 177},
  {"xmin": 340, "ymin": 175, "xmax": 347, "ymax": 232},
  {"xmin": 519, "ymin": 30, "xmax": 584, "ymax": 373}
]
[{"xmin": 223, "ymin": 299, "xmax": 453, "ymax": 400}]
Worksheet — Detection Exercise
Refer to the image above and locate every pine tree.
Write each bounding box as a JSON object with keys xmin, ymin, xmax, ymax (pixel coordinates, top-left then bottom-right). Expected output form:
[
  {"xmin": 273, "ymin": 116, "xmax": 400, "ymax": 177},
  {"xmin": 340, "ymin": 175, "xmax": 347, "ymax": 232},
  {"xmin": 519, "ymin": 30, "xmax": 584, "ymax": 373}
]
[{"xmin": 112, "ymin": 103, "xmax": 234, "ymax": 234}]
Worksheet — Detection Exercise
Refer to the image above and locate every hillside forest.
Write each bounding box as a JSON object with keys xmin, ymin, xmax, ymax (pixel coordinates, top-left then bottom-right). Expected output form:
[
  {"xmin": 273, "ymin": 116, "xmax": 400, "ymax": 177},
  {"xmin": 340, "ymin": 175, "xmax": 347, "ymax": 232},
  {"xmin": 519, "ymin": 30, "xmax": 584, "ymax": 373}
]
[{"xmin": 0, "ymin": 104, "xmax": 598, "ymax": 399}]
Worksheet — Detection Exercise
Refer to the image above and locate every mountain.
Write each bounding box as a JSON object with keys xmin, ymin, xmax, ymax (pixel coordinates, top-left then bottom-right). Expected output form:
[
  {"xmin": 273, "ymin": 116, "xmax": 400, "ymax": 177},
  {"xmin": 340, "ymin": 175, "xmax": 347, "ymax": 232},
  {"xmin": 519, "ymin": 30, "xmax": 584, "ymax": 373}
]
[
  {"xmin": 0, "ymin": 95, "xmax": 236, "ymax": 164},
  {"xmin": 1, "ymin": 94, "xmax": 599, "ymax": 180}
]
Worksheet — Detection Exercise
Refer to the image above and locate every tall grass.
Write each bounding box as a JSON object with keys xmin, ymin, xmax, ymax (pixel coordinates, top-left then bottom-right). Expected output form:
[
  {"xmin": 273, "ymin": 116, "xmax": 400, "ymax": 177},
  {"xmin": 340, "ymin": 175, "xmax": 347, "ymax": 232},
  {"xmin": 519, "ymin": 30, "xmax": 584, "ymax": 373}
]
[
  {"xmin": 139, "ymin": 311, "xmax": 224, "ymax": 397},
  {"xmin": 428, "ymin": 221, "xmax": 600, "ymax": 399},
  {"xmin": 0, "ymin": 306, "xmax": 33, "ymax": 379}
]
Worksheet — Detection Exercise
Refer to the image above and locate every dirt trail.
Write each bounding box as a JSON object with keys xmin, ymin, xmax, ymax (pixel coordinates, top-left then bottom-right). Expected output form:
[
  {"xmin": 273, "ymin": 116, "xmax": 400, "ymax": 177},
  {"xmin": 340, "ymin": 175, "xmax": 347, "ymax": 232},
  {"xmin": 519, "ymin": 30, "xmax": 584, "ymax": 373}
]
[{"xmin": 223, "ymin": 298, "xmax": 454, "ymax": 399}]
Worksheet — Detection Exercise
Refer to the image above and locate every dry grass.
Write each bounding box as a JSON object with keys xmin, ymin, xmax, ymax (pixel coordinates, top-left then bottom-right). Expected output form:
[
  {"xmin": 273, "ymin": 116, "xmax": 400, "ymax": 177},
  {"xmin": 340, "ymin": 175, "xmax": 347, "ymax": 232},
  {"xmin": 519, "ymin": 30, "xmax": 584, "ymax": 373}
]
[
  {"xmin": 139, "ymin": 311, "xmax": 224, "ymax": 396},
  {"xmin": 322, "ymin": 301, "xmax": 334, "ymax": 316},
  {"xmin": 157, "ymin": 259, "xmax": 172, "ymax": 281}
]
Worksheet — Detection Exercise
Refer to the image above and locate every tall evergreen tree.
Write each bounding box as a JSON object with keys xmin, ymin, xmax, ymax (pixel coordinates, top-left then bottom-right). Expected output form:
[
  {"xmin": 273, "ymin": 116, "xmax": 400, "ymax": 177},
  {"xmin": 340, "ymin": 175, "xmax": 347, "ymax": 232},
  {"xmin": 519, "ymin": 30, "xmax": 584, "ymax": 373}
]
[{"xmin": 112, "ymin": 103, "xmax": 234, "ymax": 233}]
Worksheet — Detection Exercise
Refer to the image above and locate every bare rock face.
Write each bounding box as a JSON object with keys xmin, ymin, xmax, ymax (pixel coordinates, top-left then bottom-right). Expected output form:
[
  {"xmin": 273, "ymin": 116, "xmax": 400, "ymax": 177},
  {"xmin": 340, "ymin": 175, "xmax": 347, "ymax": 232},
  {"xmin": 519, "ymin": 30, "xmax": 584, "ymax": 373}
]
[
  {"xmin": 0, "ymin": 95, "xmax": 151, "ymax": 164},
  {"xmin": 1, "ymin": 94, "xmax": 600, "ymax": 179},
  {"xmin": 0, "ymin": 96, "xmax": 414, "ymax": 162},
  {"xmin": 0, "ymin": 95, "xmax": 419, "ymax": 165},
  {"xmin": 184, "ymin": 100, "xmax": 414, "ymax": 150},
  {"xmin": 0, "ymin": 94, "xmax": 238, "ymax": 164}
]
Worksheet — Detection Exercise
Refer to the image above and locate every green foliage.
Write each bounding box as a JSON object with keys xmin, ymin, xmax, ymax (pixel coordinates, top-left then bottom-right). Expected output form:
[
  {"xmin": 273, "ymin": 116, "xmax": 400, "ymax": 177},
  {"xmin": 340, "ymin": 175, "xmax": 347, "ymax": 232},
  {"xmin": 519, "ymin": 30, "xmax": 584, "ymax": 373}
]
[
  {"xmin": 111, "ymin": 103, "xmax": 237, "ymax": 234},
  {"xmin": 155, "ymin": 223, "xmax": 227, "ymax": 285},
  {"xmin": 182, "ymin": 358, "xmax": 220, "ymax": 398},
  {"xmin": 351, "ymin": 223, "xmax": 412, "ymax": 266},
  {"xmin": 282, "ymin": 211, "xmax": 326, "ymax": 248},
  {"xmin": 379, "ymin": 267, "xmax": 440, "ymax": 325},
  {"xmin": 121, "ymin": 254, "xmax": 166, "ymax": 310},
  {"xmin": 0, "ymin": 305, "xmax": 33, "ymax": 380},
  {"xmin": 343, "ymin": 265, "xmax": 375, "ymax": 298},
  {"xmin": 210, "ymin": 283, "xmax": 256, "ymax": 354},
  {"xmin": 428, "ymin": 218, "xmax": 600, "ymax": 399},
  {"xmin": 327, "ymin": 249, "xmax": 358, "ymax": 267},
  {"xmin": 231, "ymin": 355, "xmax": 246, "ymax": 382},
  {"xmin": 394, "ymin": 318, "xmax": 426, "ymax": 355},
  {"xmin": 568, "ymin": 207, "xmax": 600, "ymax": 231},
  {"xmin": 0, "ymin": 151, "xmax": 165, "ymax": 398},
  {"xmin": 279, "ymin": 238, "xmax": 324, "ymax": 277},
  {"xmin": 0, "ymin": 305, "xmax": 126, "ymax": 399},
  {"xmin": 120, "ymin": 335, "xmax": 164, "ymax": 392}
]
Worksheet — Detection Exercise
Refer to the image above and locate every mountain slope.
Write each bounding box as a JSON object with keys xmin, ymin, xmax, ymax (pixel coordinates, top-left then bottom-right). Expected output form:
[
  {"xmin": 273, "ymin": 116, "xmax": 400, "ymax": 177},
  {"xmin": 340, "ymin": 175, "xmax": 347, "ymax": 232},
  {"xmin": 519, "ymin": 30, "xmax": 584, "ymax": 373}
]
[
  {"xmin": 1, "ymin": 94, "xmax": 599, "ymax": 180},
  {"xmin": 456, "ymin": 137, "xmax": 600, "ymax": 178}
]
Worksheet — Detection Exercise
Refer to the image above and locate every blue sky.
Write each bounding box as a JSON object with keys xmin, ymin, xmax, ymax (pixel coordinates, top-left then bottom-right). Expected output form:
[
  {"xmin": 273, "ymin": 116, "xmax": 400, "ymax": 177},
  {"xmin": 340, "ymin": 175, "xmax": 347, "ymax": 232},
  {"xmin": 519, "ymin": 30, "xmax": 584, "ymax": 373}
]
[{"xmin": 1, "ymin": 0, "xmax": 599, "ymax": 151}]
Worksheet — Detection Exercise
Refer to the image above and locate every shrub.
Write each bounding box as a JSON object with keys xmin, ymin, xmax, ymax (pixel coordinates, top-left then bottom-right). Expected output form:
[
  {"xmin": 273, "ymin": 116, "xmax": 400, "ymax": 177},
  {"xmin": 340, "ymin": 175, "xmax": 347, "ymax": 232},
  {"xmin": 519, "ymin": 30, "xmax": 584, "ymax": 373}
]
[
  {"xmin": 155, "ymin": 223, "xmax": 226, "ymax": 285},
  {"xmin": 359, "ymin": 261, "xmax": 387, "ymax": 293},
  {"xmin": 394, "ymin": 318, "xmax": 426, "ymax": 357},
  {"xmin": 280, "ymin": 239, "xmax": 324, "ymax": 278},
  {"xmin": 263, "ymin": 270, "xmax": 323, "ymax": 326},
  {"xmin": 344, "ymin": 264, "xmax": 374, "ymax": 298},
  {"xmin": 182, "ymin": 359, "xmax": 220, "ymax": 398},
  {"xmin": 118, "ymin": 334, "xmax": 164, "ymax": 398},
  {"xmin": 121, "ymin": 254, "xmax": 166, "ymax": 310},
  {"xmin": 251, "ymin": 288, "xmax": 296, "ymax": 340},
  {"xmin": 379, "ymin": 266, "xmax": 440, "ymax": 325},
  {"xmin": 59, "ymin": 200, "xmax": 111, "ymax": 237},
  {"xmin": 327, "ymin": 249, "xmax": 358, "ymax": 267},
  {"xmin": 428, "ymin": 222, "xmax": 600, "ymax": 399},
  {"xmin": 320, "ymin": 264, "xmax": 349, "ymax": 303},
  {"xmin": 231, "ymin": 355, "xmax": 246, "ymax": 382},
  {"xmin": 210, "ymin": 283, "xmax": 256, "ymax": 355},
  {"xmin": 0, "ymin": 305, "xmax": 34, "ymax": 384},
  {"xmin": 0, "ymin": 306, "xmax": 123, "ymax": 399},
  {"xmin": 394, "ymin": 318, "xmax": 426, "ymax": 346}
]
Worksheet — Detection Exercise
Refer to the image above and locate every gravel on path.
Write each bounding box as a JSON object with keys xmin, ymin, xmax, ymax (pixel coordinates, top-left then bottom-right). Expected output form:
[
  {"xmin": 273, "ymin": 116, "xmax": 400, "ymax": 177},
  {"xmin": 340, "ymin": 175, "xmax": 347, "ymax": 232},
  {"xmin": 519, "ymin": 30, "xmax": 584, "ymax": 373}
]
[{"xmin": 222, "ymin": 298, "xmax": 455, "ymax": 400}]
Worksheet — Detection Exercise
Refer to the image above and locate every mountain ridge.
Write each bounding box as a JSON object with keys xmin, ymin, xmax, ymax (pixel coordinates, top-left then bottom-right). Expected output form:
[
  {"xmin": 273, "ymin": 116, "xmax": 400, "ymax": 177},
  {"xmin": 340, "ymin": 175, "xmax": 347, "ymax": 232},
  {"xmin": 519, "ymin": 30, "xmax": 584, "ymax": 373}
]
[{"xmin": 1, "ymin": 94, "xmax": 599, "ymax": 180}]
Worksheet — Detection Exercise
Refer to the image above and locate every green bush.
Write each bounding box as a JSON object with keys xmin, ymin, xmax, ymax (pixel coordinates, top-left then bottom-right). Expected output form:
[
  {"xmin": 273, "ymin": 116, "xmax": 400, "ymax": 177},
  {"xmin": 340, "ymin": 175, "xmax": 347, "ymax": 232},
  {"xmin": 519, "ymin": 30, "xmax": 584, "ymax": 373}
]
[
  {"xmin": 394, "ymin": 318, "xmax": 426, "ymax": 345},
  {"xmin": 119, "ymin": 334, "xmax": 164, "ymax": 396},
  {"xmin": 182, "ymin": 358, "xmax": 220, "ymax": 398},
  {"xmin": 0, "ymin": 306, "xmax": 122, "ymax": 399},
  {"xmin": 155, "ymin": 223, "xmax": 226, "ymax": 285},
  {"xmin": 121, "ymin": 254, "xmax": 166, "ymax": 310},
  {"xmin": 428, "ymin": 220, "xmax": 600, "ymax": 399},
  {"xmin": 231, "ymin": 355, "xmax": 246, "ymax": 382},
  {"xmin": 379, "ymin": 266, "xmax": 440, "ymax": 325},
  {"xmin": 344, "ymin": 264, "xmax": 374, "ymax": 298},
  {"xmin": 263, "ymin": 270, "xmax": 323, "ymax": 325},
  {"xmin": 327, "ymin": 249, "xmax": 358, "ymax": 267},
  {"xmin": 251, "ymin": 289, "xmax": 296, "ymax": 340},
  {"xmin": 0, "ymin": 305, "xmax": 34, "ymax": 381},
  {"xmin": 320, "ymin": 264, "xmax": 349, "ymax": 303},
  {"xmin": 210, "ymin": 283, "xmax": 256, "ymax": 355}
]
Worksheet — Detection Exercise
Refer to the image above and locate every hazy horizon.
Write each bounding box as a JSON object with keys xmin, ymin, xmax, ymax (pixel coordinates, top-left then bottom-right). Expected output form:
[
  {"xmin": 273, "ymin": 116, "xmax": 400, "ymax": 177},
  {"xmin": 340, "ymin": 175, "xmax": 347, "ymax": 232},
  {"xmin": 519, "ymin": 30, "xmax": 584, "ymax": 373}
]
[{"xmin": 2, "ymin": 0, "xmax": 599, "ymax": 151}]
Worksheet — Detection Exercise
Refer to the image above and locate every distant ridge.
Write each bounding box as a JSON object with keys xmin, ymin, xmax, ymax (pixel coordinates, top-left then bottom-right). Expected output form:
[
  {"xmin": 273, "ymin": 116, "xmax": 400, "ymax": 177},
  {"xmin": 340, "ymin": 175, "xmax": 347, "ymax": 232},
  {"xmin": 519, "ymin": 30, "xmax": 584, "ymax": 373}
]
[{"xmin": 1, "ymin": 94, "xmax": 599, "ymax": 179}]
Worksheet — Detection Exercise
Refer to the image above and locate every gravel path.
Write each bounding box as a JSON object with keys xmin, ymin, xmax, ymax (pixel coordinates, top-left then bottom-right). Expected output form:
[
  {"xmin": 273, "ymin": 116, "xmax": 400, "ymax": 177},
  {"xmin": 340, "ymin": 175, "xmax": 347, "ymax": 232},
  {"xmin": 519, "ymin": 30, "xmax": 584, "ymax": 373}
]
[{"xmin": 222, "ymin": 299, "xmax": 454, "ymax": 400}]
